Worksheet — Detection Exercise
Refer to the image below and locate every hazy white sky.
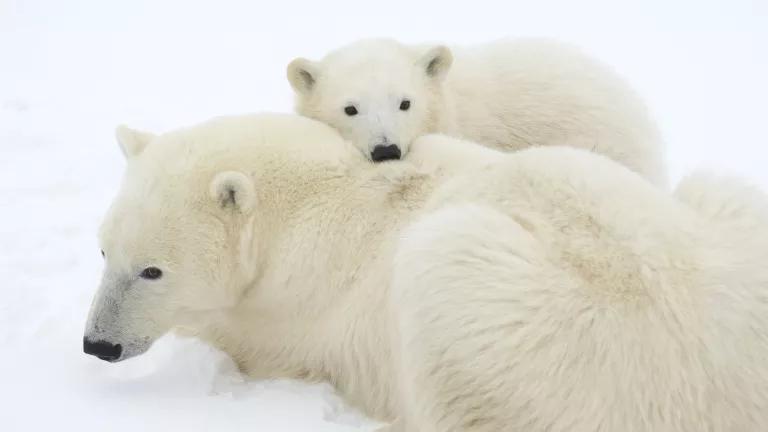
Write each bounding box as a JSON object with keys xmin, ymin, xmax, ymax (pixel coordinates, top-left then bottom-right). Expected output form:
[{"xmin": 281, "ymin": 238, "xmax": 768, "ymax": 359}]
[{"xmin": 2, "ymin": 0, "xmax": 767, "ymax": 184}]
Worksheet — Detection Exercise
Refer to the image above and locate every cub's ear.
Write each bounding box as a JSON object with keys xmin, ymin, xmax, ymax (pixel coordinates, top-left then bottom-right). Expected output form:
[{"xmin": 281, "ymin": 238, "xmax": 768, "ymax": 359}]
[
  {"xmin": 116, "ymin": 125, "xmax": 156, "ymax": 158},
  {"xmin": 287, "ymin": 57, "xmax": 320, "ymax": 94},
  {"xmin": 209, "ymin": 171, "xmax": 256, "ymax": 213},
  {"xmin": 418, "ymin": 45, "xmax": 453, "ymax": 81}
]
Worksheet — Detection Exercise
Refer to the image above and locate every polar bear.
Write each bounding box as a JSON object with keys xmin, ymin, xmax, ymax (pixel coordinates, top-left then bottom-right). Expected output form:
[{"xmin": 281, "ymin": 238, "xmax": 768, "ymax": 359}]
[
  {"xmin": 84, "ymin": 114, "xmax": 768, "ymax": 431},
  {"xmin": 287, "ymin": 38, "xmax": 667, "ymax": 185}
]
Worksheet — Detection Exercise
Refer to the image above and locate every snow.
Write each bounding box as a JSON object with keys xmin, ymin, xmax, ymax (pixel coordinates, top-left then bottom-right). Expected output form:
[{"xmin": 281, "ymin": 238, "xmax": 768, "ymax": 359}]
[{"xmin": 1, "ymin": 0, "xmax": 766, "ymax": 430}]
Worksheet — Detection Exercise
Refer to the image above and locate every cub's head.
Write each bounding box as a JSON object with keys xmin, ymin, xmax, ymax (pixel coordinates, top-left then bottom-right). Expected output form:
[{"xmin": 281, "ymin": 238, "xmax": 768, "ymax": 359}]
[
  {"xmin": 287, "ymin": 39, "xmax": 453, "ymax": 162},
  {"xmin": 83, "ymin": 123, "xmax": 262, "ymax": 362}
]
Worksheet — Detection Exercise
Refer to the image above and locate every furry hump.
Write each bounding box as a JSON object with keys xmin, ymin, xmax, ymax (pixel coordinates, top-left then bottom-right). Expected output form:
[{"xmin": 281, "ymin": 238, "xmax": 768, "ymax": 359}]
[{"xmin": 140, "ymin": 113, "xmax": 362, "ymax": 168}]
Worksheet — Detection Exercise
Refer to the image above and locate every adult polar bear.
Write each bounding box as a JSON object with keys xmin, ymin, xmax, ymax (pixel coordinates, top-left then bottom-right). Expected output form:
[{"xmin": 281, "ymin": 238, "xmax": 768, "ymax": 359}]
[
  {"xmin": 287, "ymin": 38, "xmax": 666, "ymax": 185},
  {"xmin": 84, "ymin": 114, "xmax": 768, "ymax": 431}
]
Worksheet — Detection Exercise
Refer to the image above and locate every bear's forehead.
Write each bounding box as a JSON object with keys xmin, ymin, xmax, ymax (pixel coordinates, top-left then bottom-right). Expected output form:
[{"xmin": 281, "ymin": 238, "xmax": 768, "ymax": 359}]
[
  {"xmin": 325, "ymin": 59, "xmax": 414, "ymax": 82},
  {"xmin": 100, "ymin": 192, "xmax": 202, "ymax": 253},
  {"xmin": 324, "ymin": 43, "xmax": 414, "ymax": 75},
  {"xmin": 319, "ymin": 60, "xmax": 420, "ymax": 98},
  {"xmin": 107, "ymin": 171, "xmax": 198, "ymax": 225}
]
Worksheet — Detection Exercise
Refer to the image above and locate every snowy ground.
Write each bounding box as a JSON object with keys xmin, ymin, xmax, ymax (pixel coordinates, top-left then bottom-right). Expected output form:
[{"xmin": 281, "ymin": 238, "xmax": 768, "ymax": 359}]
[{"xmin": 1, "ymin": 0, "xmax": 767, "ymax": 430}]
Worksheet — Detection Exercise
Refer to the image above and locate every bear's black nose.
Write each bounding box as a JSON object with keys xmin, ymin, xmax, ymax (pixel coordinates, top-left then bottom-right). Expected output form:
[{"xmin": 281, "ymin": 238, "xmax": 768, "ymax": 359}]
[
  {"xmin": 371, "ymin": 144, "xmax": 401, "ymax": 162},
  {"xmin": 83, "ymin": 337, "xmax": 122, "ymax": 362}
]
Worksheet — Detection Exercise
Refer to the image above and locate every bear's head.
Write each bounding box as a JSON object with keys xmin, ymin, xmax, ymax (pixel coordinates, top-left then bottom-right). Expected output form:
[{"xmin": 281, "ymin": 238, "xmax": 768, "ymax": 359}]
[
  {"xmin": 83, "ymin": 114, "xmax": 351, "ymax": 362},
  {"xmin": 287, "ymin": 39, "xmax": 453, "ymax": 163}
]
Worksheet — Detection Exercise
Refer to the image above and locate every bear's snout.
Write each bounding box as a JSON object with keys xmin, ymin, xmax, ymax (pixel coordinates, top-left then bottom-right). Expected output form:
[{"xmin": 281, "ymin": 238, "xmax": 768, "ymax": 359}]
[
  {"xmin": 83, "ymin": 337, "xmax": 122, "ymax": 362},
  {"xmin": 371, "ymin": 144, "xmax": 401, "ymax": 162}
]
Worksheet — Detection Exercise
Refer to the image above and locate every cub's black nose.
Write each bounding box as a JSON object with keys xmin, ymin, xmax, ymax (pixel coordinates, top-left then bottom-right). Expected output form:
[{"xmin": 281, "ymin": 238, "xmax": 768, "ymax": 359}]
[
  {"xmin": 83, "ymin": 337, "xmax": 122, "ymax": 362},
  {"xmin": 371, "ymin": 144, "xmax": 401, "ymax": 162}
]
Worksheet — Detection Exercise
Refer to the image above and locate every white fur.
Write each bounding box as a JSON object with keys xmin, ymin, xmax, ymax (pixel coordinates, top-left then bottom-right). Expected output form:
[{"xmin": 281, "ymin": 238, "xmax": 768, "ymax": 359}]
[
  {"xmin": 288, "ymin": 38, "xmax": 667, "ymax": 185},
  {"xmin": 209, "ymin": 171, "xmax": 257, "ymax": 213},
  {"xmin": 86, "ymin": 114, "xmax": 768, "ymax": 431},
  {"xmin": 115, "ymin": 124, "xmax": 156, "ymax": 158}
]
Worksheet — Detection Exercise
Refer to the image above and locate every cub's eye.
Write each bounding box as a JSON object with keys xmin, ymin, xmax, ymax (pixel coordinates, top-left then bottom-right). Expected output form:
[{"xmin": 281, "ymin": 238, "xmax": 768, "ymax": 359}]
[
  {"xmin": 344, "ymin": 105, "xmax": 358, "ymax": 116},
  {"xmin": 100, "ymin": 250, "xmax": 105, "ymax": 258},
  {"xmin": 399, "ymin": 99, "xmax": 411, "ymax": 111},
  {"xmin": 139, "ymin": 267, "xmax": 163, "ymax": 280}
]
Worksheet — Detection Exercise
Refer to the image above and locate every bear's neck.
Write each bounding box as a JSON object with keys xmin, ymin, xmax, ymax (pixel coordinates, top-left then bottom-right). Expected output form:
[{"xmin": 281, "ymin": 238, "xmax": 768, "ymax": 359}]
[{"xmin": 204, "ymin": 163, "xmax": 438, "ymax": 421}]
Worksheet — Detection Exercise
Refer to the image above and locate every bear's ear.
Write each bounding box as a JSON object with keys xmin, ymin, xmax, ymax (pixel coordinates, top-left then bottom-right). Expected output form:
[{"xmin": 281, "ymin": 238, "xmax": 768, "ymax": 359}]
[
  {"xmin": 209, "ymin": 171, "xmax": 256, "ymax": 214},
  {"xmin": 418, "ymin": 46, "xmax": 453, "ymax": 81},
  {"xmin": 287, "ymin": 57, "xmax": 320, "ymax": 95},
  {"xmin": 116, "ymin": 125, "xmax": 155, "ymax": 158}
]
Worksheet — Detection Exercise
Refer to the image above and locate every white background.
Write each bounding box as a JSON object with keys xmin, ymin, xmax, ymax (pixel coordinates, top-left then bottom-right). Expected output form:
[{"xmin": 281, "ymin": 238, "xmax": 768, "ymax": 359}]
[{"xmin": 1, "ymin": 0, "xmax": 767, "ymax": 430}]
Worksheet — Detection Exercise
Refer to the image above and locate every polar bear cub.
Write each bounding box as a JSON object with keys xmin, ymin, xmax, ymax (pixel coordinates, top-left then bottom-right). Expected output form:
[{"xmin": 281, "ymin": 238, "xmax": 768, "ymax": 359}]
[{"xmin": 287, "ymin": 38, "xmax": 666, "ymax": 185}]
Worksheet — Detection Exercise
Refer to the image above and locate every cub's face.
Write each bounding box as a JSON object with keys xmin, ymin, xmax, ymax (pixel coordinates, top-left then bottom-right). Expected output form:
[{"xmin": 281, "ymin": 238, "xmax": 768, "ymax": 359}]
[
  {"xmin": 83, "ymin": 127, "xmax": 257, "ymax": 362},
  {"xmin": 288, "ymin": 42, "xmax": 453, "ymax": 162}
]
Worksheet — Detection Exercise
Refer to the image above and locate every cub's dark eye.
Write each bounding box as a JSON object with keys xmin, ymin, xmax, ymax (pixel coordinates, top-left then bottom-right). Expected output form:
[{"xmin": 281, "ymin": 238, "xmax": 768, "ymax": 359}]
[
  {"xmin": 140, "ymin": 267, "xmax": 163, "ymax": 280},
  {"xmin": 399, "ymin": 99, "xmax": 411, "ymax": 111},
  {"xmin": 344, "ymin": 105, "xmax": 358, "ymax": 116},
  {"xmin": 100, "ymin": 250, "xmax": 105, "ymax": 258}
]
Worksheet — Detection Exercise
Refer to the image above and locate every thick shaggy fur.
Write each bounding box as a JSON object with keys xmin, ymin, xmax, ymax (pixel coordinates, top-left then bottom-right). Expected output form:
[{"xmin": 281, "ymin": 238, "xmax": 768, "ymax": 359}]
[
  {"xmin": 288, "ymin": 38, "xmax": 667, "ymax": 185},
  {"xmin": 85, "ymin": 114, "xmax": 768, "ymax": 431}
]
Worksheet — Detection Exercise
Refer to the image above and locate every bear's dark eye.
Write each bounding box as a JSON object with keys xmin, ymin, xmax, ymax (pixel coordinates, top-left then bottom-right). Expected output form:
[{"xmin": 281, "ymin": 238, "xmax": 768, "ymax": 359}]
[
  {"xmin": 344, "ymin": 105, "xmax": 358, "ymax": 116},
  {"xmin": 100, "ymin": 250, "xmax": 105, "ymax": 258},
  {"xmin": 140, "ymin": 267, "xmax": 163, "ymax": 280},
  {"xmin": 399, "ymin": 99, "xmax": 411, "ymax": 111}
]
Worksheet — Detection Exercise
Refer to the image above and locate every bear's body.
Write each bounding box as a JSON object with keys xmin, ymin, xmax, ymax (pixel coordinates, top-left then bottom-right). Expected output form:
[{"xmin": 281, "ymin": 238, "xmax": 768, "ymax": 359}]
[
  {"xmin": 86, "ymin": 114, "xmax": 768, "ymax": 431},
  {"xmin": 288, "ymin": 39, "xmax": 667, "ymax": 185}
]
